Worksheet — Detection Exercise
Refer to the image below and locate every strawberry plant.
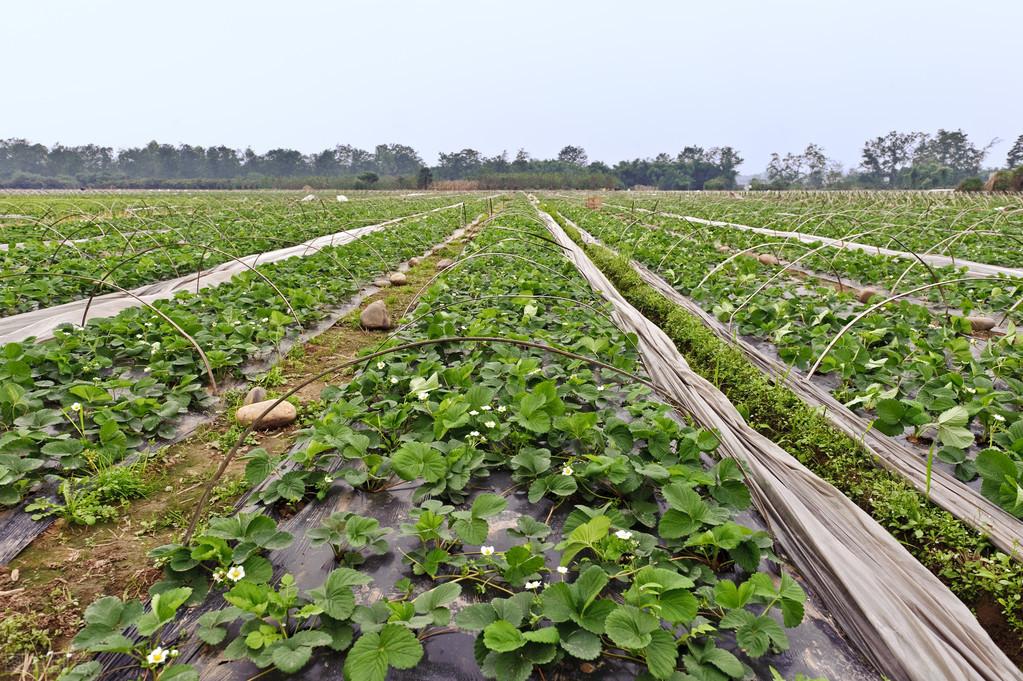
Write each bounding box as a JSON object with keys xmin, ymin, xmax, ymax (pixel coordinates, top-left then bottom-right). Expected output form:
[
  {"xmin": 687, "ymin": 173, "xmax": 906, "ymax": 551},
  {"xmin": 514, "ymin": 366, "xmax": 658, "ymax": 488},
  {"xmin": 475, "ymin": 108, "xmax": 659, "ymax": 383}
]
[{"xmin": 307, "ymin": 511, "xmax": 392, "ymax": 565}]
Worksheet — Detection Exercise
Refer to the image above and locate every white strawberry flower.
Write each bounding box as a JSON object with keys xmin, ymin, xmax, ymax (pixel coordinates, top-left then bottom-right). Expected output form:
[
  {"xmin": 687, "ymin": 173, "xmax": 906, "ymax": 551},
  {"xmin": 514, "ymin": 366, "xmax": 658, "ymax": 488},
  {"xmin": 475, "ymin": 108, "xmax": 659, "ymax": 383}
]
[
  {"xmin": 146, "ymin": 647, "xmax": 169, "ymax": 665},
  {"xmin": 469, "ymin": 410, "xmax": 479, "ymax": 416},
  {"xmin": 485, "ymin": 420, "xmax": 496, "ymax": 428},
  {"xmin": 994, "ymin": 414, "xmax": 1006, "ymax": 422},
  {"xmin": 376, "ymin": 361, "xmax": 386, "ymax": 370},
  {"xmin": 70, "ymin": 402, "xmax": 82, "ymax": 412},
  {"xmin": 561, "ymin": 466, "xmax": 573, "ymax": 476},
  {"xmin": 417, "ymin": 391, "xmax": 429, "ymax": 401},
  {"xmin": 597, "ymin": 385, "xmax": 606, "ymax": 392},
  {"xmin": 615, "ymin": 530, "xmax": 633, "ymax": 540},
  {"xmin": 524, "ymin": 580, "xmax": 542, "ymax": 590},
  {"xmin": 497, "ymin": 405, "xmax": 507, "ymax": 413},
  {"xmin": 480, "ymin": 545, "xmax": 495, "ymax": 556},
  {"xmin": 481, "ymin": 405, "xmax": 492, "ymax": 411},
  {"xmin": 390, "ymin": 377, "xmax": 399, "ymax": 384},
  {"xmin": 470, "ymin": 430, "xmax": 481, "ymax": 437},
  {"xmin": 556, "ymin": 566, "xmax": 569, "ymax": 574},
  {"xmin": 226, "ymin": 565, "xmax": 245, "ymax": 582}
]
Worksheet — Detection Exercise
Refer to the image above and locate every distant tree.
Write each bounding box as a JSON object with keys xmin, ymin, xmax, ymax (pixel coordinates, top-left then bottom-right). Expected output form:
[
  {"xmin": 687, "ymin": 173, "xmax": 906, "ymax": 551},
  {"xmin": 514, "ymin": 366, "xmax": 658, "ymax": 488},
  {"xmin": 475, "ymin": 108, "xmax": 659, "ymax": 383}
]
[
  {"xmin": 482, "ymin": 150, "xmax": 510, "ymax": 173},
  {"xmin": 241, "ymin": 147, "xmax": 260, "ymax": 174},
  {"xmin": 0, "ymin": 139, "xmax": 50, "ymax": 176},
  {"xmin": 336, "ymin": 144, "xmax": 375, "ymax": 173},
  {"xmin": 860, "ymin": 131, "xmax": 924, "ymax": 187},
  {"xmin": 311, "ymin": 148, "xmax": 341, "ymax": 176},
  {"xmin": 801, "ymin": 143, "xmax": 829, "ymax": 188},
  {"xmin": 711, "ymin": 146, "xmax": 743, "ymax": 188},
  {"xmin": 206, "ymin": 146, "xmax": 242, "ymax": 178},
  {"xmin": 557, "ymin": 145, "xmax": 588, "ymax": 166},
  {"xmin": 47, "ymin": 143, "xmax": 114, "ymax": 177},
  {"xmin": 512, "ymin": 148, "xmax": 531, "ymax": 171},
  {"xmin": 435, "ymin": 148, "xmax": 483, "ymax": 179},
  {"xmin": 357, "ymin": 171, "xmax": 379, "ymax": 186},
  {"xmin": 766, "ymin": 152, "xmax": 804, "ymax": 187},
  {"xmin": 611, "ymin": 146, "xmax": 741, "ymax": 190},
  {"xmin": 913, "ymin": 129, "xmax": 988, "ymax": 184},
  {"xmin": 261, "ymin": 148, "xmax": 307, "ymax": 176},
  {"xmin": 1007, "ymin": 135, "xmax": 1023, "ymax": 169},
  {"xmin": 177, "ymin": 144, "xmax": 207, "ymax": 177},
  {"xmin": 765, "ymin": 144, "xmax": 840, "ymax": 189},
  {"xmin": 417, "ymin": 167, "xmax": 433, "ymax": 189},
  {"xmin": 374, "ymin": 143, "xmax": 423, "ymax": 176}
]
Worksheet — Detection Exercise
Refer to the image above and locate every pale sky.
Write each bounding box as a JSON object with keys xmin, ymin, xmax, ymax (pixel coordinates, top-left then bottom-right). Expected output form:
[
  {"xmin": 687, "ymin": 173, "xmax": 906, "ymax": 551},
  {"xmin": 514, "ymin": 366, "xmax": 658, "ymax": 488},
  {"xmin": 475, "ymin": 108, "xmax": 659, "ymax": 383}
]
[{"xmin": 3, "ymin": 0, "xmax": 1020, "ymax": 172}]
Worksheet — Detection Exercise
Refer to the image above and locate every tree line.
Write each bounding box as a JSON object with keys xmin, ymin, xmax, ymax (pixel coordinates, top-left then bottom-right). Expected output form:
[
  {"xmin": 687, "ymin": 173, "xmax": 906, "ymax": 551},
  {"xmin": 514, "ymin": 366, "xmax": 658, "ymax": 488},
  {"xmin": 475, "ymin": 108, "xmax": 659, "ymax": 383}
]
[
  {"xmin": 0, "ymin": 132, "xmax": 1020, "ymax": 190},
  {"xmin": 757, "ymin": 130, "xmax": 1023, "ymax": 190},
  {"xmin": 0, "ymin": 139, "xmax": 742, "ymax": 190}
]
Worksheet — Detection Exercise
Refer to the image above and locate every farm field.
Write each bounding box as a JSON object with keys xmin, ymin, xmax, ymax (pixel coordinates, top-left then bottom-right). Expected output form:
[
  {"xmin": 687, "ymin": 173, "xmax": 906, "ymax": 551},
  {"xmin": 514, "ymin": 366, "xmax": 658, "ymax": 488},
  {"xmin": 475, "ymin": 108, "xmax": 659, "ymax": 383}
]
[{"xmin": 1, "ymin": 190, "xmax": 1023, "ymax": 681}]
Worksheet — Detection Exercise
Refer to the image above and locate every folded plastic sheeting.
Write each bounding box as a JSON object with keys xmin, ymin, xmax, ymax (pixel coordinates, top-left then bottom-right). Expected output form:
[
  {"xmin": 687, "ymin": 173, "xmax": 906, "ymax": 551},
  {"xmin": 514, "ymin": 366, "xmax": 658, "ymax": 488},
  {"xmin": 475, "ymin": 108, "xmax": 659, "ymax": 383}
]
[
  {"xmin": 537, "ymin": 207, "xmax": 1022, "ymax": 681},
  {"xmin": 616, "ymin": 206, "xmax": 1023, "ymax": 280},
  {"xmin": 0, "ymin": 202, "xmax": 463, "ymax": 345}
]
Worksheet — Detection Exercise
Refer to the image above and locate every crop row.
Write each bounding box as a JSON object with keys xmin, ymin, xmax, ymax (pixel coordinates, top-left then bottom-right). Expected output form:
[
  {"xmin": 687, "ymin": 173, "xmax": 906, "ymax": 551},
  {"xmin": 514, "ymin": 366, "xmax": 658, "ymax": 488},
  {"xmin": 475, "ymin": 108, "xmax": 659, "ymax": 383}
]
[
  {"xmin": 600, "ymin": 202, "xmax": 1021, "ymax": 318},
  {"xmin": 609, "ymin": 192, "xmax": 1023, "ymax": 268},
  {"xmin": 0, "ymin": 194, "xmax": 472, "ymax": 314},
  {"xmin": 56, "ymin": 205, "xmax": 814, "ymax": 681}
]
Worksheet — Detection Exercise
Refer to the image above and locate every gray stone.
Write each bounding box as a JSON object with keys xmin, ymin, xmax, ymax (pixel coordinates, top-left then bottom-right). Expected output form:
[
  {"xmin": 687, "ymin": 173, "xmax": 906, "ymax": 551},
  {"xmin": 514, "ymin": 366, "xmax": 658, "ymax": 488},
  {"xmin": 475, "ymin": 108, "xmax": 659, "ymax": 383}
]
[
  {"xmin": 360, "ymin": 300, "xmax": 392, "ymax": 330},
  {"xmin": 435, "ymin": 258, "xmax": 455, "ymax": 270},
  {"xmin": 372, "ymin": 278, "xmax": 390, "ymax": 288},
  {"xmin": 757, "ymin": 253, "xmax": 779, "ymax": 266},
  {"xmin": 243, "ymin": 386, "xmax": 267, "ymax": 405},
  {"xmin": 408, "ymin": 257, "xmax": 421, "ymax": 267},
  {"xmin": 389, "ymin": 272, "xmax": 408, "ymax": 286},
  {"xmin": 236, "ymin": 399, "xmax": 297, "ymax": 429}
]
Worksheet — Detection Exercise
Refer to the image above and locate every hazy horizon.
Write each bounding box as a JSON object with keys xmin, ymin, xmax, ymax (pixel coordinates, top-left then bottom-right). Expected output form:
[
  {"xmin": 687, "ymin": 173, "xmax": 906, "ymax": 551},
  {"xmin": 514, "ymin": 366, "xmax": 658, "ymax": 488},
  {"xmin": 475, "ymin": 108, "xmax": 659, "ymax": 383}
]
[{"xmin": 3, "ymin": 0, "xmax": 1020, "ymax": 173}]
